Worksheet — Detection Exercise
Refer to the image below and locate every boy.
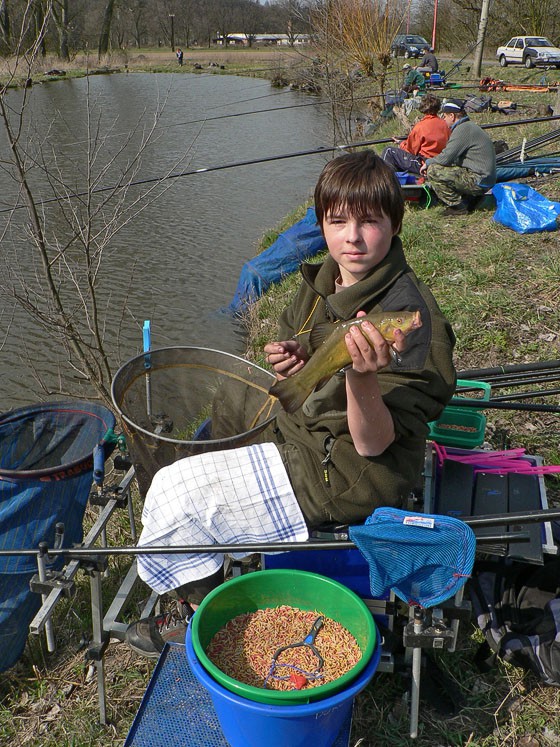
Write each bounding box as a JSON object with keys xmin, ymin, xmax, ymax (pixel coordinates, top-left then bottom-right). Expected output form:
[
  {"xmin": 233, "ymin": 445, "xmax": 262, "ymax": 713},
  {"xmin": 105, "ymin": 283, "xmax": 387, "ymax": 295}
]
[
  {"xmin": 381, "ymin": 94, "xmax": 449, "ymax": 175},
  {"xmin": 125, "ymin": 150, "xmax": 456, "ymax": 657}
]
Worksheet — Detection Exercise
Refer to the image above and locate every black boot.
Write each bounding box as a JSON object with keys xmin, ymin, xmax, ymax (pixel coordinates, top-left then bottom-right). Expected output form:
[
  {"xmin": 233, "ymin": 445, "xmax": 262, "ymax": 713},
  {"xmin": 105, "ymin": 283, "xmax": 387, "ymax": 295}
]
[{"xmin": 442, "ymin": 200, "xmax": 469, "ymax": 216}]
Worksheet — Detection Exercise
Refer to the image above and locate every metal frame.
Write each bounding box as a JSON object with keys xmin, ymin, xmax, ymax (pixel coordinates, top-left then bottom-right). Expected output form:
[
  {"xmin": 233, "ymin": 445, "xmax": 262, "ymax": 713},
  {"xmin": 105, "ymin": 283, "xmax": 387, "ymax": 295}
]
[{"xmin": 24, "ymin": 449, "xmax": 560, "ymax": 735}]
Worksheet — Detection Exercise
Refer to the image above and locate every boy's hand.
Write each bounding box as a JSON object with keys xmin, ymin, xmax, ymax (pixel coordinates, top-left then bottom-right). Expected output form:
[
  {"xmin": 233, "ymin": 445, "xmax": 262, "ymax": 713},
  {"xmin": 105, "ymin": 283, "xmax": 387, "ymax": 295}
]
[
  {"xmin": 264, "ymin": 340, "xmax": 309, "ymax": 380},
  {"xmin": 344, "ymin": 311, "xmax": 406, "ymax": 374}
]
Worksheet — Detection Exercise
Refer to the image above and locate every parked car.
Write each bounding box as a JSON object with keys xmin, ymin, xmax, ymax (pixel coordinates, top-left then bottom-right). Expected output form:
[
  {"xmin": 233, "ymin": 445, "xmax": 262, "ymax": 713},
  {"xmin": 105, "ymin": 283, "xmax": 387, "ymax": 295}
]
[
  {"xmin": 391, "ymin": 34, "xmax": 430, "ymax": 59},
  {"xmin": 496, "ymin": 36, "xmax": 560, "ymax": 68}
]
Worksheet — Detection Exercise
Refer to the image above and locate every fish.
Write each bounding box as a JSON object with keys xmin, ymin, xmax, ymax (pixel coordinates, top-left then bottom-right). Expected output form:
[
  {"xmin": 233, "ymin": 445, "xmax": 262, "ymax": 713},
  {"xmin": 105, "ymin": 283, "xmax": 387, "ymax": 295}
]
[{"xmin": 269, "ymin": 310, "xmax": 422, "ymax": 414}]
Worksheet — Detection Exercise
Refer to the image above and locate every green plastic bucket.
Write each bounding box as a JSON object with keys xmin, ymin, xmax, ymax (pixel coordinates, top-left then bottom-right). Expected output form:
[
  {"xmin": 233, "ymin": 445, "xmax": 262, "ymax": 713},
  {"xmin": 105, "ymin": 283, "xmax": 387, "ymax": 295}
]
[{"xmin": 190, "ymin": 569, "xmax": 377, "ymax": 705}]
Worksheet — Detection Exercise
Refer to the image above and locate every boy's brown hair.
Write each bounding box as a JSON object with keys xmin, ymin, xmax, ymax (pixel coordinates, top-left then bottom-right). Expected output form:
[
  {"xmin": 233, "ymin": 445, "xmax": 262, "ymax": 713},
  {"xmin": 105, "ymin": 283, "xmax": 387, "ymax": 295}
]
[
  {"xmin": 314, "ymin": 150, "xmax": 405, "ymax": 235},
  {"xmin": 419, "ymin": 93, "xmax": 441, "ymax": 115}
]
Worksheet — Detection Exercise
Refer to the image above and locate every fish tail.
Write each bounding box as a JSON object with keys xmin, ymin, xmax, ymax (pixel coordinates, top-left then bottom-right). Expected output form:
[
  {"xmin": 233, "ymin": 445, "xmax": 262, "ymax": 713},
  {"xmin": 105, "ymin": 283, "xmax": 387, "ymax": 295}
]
[{"xmin": 269, "ymin": 376, "xmax": 312, "ymax": 414}]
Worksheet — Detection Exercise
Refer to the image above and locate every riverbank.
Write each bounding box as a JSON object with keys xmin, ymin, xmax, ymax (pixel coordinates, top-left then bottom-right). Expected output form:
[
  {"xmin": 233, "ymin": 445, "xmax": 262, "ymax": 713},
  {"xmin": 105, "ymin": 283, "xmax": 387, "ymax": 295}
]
[{"xmin": 0, "ymin": 46, "xmax": 304, "ymax": 89}]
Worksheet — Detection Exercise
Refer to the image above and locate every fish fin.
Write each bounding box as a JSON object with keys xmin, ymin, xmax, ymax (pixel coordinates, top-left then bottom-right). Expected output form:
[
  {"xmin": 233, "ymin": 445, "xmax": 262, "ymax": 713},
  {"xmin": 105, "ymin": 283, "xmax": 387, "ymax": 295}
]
[
  {"xmin": 309, "ymin": 321, "xmax": 339, "ymax": 351},
  {"xmin": 269, "ymin": 377, "xmax": 313, "ymax": 414}
]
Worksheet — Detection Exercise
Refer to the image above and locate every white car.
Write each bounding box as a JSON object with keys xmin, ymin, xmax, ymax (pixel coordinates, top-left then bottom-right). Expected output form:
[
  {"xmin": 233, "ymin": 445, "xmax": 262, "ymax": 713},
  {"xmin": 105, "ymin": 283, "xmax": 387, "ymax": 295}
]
[{"xmin": 496, "ymin": 36, "xmax": 560, "ymax": 68}]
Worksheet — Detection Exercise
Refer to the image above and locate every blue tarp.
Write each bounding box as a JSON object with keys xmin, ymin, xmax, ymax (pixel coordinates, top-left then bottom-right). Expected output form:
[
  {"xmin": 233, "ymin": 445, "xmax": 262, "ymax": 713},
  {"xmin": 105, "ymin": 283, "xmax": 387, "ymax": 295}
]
[
  {"xmin": 228, "ymin": 207, "xmax": 326, "ymax": 314},
  {"xmin": 226, "ymin": 158, "xmax": 560, "ymax": 314},
  {"xmin": 0, "ymin": 401, "xmax": 116, "ymax": 672},
  {"xmin": 496, "ymin": 157, "xmax": 560, "ymax": 183}
]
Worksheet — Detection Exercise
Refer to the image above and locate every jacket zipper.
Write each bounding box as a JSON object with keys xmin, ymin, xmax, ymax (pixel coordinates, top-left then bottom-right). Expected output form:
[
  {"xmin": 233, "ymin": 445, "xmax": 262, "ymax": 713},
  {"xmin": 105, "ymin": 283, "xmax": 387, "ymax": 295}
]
[{"xmin": 321, "ymin": 436, "xmax": 334, "ymax": 487}]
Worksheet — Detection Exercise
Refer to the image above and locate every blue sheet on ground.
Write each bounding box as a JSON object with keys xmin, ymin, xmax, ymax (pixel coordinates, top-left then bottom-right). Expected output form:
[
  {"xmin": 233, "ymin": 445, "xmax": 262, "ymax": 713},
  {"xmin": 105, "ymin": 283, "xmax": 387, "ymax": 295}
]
[
  {"xmin": 0, "ymin": 402, "xmax": 115, "ymax": 672},
  {"xmin": 228, "ymin": 207, "xmax": 326, "ymax": 314},
  {"xmin": 496, "ymin": 157, "xmax": 560, "ymax": 183}
]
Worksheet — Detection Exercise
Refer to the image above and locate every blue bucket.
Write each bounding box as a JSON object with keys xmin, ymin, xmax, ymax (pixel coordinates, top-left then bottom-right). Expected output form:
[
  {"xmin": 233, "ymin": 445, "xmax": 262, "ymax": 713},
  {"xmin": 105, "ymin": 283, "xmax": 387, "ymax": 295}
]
[{"xmin": 186, "ymin": 623, "xmax": 380, "ymax": 747}]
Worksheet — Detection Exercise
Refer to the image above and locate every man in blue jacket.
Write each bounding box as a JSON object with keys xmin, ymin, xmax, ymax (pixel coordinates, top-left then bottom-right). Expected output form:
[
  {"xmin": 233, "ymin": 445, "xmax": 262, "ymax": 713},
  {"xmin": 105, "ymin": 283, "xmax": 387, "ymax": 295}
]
[{"xmin": 420, "ymin": 99, "xmax": 496, "ymax": 216}]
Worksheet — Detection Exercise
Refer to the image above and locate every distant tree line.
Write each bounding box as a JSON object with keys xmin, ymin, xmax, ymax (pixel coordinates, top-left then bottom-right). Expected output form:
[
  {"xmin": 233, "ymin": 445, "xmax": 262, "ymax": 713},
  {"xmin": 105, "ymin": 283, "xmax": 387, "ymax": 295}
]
[
  {"xmin": 0, "ymin": 0, "xmax": 314, "ymax": 60},
  {"xmin": 0, "ymin": 1, "xmax": 559, "ymax": 63}
]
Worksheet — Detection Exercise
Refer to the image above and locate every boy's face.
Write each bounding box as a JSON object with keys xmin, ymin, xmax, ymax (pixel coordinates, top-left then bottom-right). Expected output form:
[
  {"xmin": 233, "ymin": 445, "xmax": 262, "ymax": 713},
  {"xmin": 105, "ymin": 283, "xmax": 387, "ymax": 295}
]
[{"xmin": 323, "ymin": 206, "xmax": 397, "ymax": 286}]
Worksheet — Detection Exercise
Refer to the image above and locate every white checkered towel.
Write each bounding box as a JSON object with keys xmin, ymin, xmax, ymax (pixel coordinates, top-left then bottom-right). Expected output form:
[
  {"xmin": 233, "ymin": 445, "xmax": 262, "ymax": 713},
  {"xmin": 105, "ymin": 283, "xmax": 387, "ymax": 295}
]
[{"xmin": 137, "ymin": 442, "xmax": 309, "ymax": 594}]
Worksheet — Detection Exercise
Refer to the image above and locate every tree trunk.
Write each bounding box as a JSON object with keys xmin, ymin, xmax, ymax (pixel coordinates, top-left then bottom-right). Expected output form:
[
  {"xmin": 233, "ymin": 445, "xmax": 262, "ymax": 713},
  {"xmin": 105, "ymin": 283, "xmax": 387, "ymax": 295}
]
[
  {"xmin": 34, "ymin": 0, "xmax": 47, "ymax": 56},
  {"xmin": 53, "ymin": 0, "xmax": 70, "ymax": 60},
  {"xmin": 98, "ymin": 0, "xmax": 116, "ymax": 60},
  {"xmin": 0, "ymin": 0, "xmax": 11, "ymax": 53},
  {"xmin": 472, "ymin": 0, "xmax": 491, "ymax": 79}
]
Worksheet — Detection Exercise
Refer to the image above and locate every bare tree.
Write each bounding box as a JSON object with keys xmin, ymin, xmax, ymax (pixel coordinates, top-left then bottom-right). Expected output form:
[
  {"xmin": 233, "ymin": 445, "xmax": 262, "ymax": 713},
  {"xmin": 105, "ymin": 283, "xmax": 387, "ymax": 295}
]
[
  {"xmin": 51, "ymin": 0, "xmax": 70, "ymax": 59},
  {"xmin": 472, "ymin": 0, "xmax": 490, "ymax": 77},
  {"xmin": 98, "ymin": 0, "xmax": 116, "ymax": 59},
  {"xmin": 0, "ymin": 0, "xmax": 11, "ymax": 53},
  {"xmin": 274, "ymin": 0, "xmax": 311, "ymax": 45},
  {"xmin": 126, "ymin": 0, "xmax": 149, "ymax": 47},
  {"xmin": 0, "ymin": 1, "xmax": 195, "ymax": 405},
  {"xmin": 309, "ymin": 0, "xmax": 407, "ymax": 142}
]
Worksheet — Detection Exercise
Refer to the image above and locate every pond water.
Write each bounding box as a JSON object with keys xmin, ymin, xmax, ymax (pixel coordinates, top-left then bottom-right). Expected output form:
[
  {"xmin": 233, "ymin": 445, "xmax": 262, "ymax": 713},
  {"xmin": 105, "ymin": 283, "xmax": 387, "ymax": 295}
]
[{"xmin": 0, "ymin": 72, "xmax": 333, "ymax": 410}]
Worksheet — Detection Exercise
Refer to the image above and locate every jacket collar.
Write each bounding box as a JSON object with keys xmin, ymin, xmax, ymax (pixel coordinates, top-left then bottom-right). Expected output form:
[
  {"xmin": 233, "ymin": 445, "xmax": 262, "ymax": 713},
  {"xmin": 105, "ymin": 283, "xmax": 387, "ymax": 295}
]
[
  {"xmin": 300, "ymin": 236, "xmax": 409, "ymax": 320},
  {"xmin": 451, "ymin": 115, "xmax": 470, "ymax": 131}
]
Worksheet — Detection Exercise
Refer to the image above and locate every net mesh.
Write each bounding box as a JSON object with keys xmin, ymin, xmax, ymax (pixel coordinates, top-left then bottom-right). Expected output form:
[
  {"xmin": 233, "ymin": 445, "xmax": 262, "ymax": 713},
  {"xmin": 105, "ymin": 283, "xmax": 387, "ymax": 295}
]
[
  {"xmin": 111, "ymin": 347, "xmax": 279, "ymax": 497},
  {"xmin": 349, "ymin": 507, "xmax": 476, "ymax": 608}
]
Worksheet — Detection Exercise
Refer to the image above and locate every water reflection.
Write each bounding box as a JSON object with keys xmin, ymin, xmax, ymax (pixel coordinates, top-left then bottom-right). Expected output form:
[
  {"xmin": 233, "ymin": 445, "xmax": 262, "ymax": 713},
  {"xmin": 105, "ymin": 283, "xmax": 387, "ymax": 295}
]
[{"xmin": 0, "ymin": 73, "xmax": 332, "ymax": 409}]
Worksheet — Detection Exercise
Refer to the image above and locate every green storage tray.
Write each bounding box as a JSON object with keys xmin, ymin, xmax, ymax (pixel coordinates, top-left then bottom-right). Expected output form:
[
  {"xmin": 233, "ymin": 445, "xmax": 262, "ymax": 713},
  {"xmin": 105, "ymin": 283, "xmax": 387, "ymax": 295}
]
[
  {"xmin": 428, "ymin": 379, "xmax": 490, "ymax": 449},
  {"xmin": 428, "ymin": 407, "xmax": 486, "ymax": 448}
]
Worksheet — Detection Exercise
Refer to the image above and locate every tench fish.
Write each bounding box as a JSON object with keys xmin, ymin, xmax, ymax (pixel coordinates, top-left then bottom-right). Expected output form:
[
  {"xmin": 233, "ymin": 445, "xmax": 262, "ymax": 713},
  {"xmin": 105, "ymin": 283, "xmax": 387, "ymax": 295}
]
[{"xmin": 269, "ymin": 310, "xmax": 422, "ymax": 414}]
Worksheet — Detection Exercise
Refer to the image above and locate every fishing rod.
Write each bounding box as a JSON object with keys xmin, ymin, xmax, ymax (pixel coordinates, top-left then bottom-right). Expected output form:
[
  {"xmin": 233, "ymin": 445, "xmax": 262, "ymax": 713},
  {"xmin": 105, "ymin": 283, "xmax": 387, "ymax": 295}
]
[
  {"xmin": 458, "ymin": 370, "xmax": 560, "ymax": 390},
  {"xmin": 497, "ymin": 127, "xmax": 560, "ymax": 163},
  {"xmin": 2, "ymin": 113, "xmax": 560, "ymax": 217},
  {"xmin": 448, "ymin": 398, "xmax": 560, "ymax": 414},
  {"xmin": 444, "ymin": 38, "xmax": 484, "ymax": 79},
  {"xmin": 6, "ymin": 506, "xmax": 560, "ymax": 559},
  {"xmin": 491, "ymin": 387, "xmax": 560, "ymax": 402},
  {"xmin": 458, "ymin": 359, "xmax": 560, "ymax": 380},
  {"xmin": 469, "ymin": 372, "xmax": 560, "ymax": 389}
]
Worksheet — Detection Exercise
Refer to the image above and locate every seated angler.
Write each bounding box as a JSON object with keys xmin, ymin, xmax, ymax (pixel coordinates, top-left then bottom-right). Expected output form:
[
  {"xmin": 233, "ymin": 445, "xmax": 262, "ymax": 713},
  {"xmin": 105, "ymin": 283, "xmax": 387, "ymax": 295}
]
[
  {"xmin": 418, "ymin": 45, "xmax": 438, "ymax": 73},
  {"xmin": 420, "ymin": 98, "xmax": 497, "ymax": 216},
  {"xmin": 381, "ymin": 94, "xmax": 450, "ymax": 176},
  {"xmin": 401, "ymin": 63, "xmax": 426, "ymax": 94},
  {"xmin": 124, "ymin": 151, "xmax": 457, "ymax": 659}
]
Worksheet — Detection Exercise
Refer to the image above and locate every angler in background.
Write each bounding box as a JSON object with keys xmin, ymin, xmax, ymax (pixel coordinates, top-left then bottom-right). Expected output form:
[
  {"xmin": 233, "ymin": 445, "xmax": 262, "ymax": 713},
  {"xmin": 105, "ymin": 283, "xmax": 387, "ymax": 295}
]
[
  {"xmin": 420, "ymin": 98, "xmax": 497, "ymax": 216},
  {"xmin": 401, "ymin": 63, "xmax": 426, "ymax": 94},
  {"xmin": 418, "ymin": 45, "xmax": 439, "ymax": 73},
  {"xmin": 124, "ymin": 151, "xmax": 456, "ymax": 659},
  {"xmin": 381, "ymin": 94, "xmax": 450, "ymax": 176}
]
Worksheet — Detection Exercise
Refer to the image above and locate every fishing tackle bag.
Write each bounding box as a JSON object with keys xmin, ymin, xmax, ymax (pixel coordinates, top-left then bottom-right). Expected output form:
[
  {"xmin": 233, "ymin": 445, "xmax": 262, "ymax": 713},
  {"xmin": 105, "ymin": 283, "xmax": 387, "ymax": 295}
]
[
  {"xmin": 469, "ymin": 557, "xmax": 560, "ymax": 686},
  {"xmin": 463, "ymin": 93, "xmax": 492, "ymax": 113}
]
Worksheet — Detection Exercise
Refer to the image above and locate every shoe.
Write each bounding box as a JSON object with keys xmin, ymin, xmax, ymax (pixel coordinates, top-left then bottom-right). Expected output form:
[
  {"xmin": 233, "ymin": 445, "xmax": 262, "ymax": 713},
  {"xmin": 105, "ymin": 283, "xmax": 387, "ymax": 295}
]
[
  {"xmin": 125, "ymin": 599, "xmax": 194, "ymax": 658},
  {"xmin": 442, "ymin": 201, "xmax": 469, "ymax": 216}
]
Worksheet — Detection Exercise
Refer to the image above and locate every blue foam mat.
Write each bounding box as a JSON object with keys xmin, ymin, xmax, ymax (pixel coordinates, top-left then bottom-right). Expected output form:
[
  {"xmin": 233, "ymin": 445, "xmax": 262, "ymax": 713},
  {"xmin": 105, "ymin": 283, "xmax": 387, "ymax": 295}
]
[{"xmin": 125, "ymin": 643, "xmax": 352, "ymax": 747}]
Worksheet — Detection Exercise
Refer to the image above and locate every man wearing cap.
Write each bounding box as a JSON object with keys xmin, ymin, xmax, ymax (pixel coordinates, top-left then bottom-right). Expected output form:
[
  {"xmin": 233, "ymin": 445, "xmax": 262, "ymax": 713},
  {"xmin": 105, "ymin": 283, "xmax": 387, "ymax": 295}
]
[
  {"xmin": 402, "ymin": 63, "xmax": 426, "ymax": 94},
  {"xmin": 420, "ymin": 98, "xmax": 496, "ymax": 216}
]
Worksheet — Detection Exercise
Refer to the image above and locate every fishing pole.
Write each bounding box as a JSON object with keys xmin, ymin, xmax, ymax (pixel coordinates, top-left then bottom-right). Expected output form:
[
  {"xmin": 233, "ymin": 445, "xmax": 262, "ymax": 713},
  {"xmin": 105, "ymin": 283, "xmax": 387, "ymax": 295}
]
[
  {"xmin": 458, "ymin": 359, "xmax": 560, "ymax": 379},
  {"xmin": 7, "ymin": 506, "xmax": 560, "ymax": 558},
  {"xmin": 467, "ymin": 372, "xmax": 560, "ymax": 389},
  {"xmin": 448, "ymin": 398, "xmax": 560, "ymax": 414},
  {"xmin": 2, "ymin": 114, "xmax": 560, "ymax": 216},
  {"xmin": 491, "ymin": 387, "xmax": 560, "ymax": 402},
  {"xmin": 458, "ymin": 370, "xmax": 560, "ymax": 390}
]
